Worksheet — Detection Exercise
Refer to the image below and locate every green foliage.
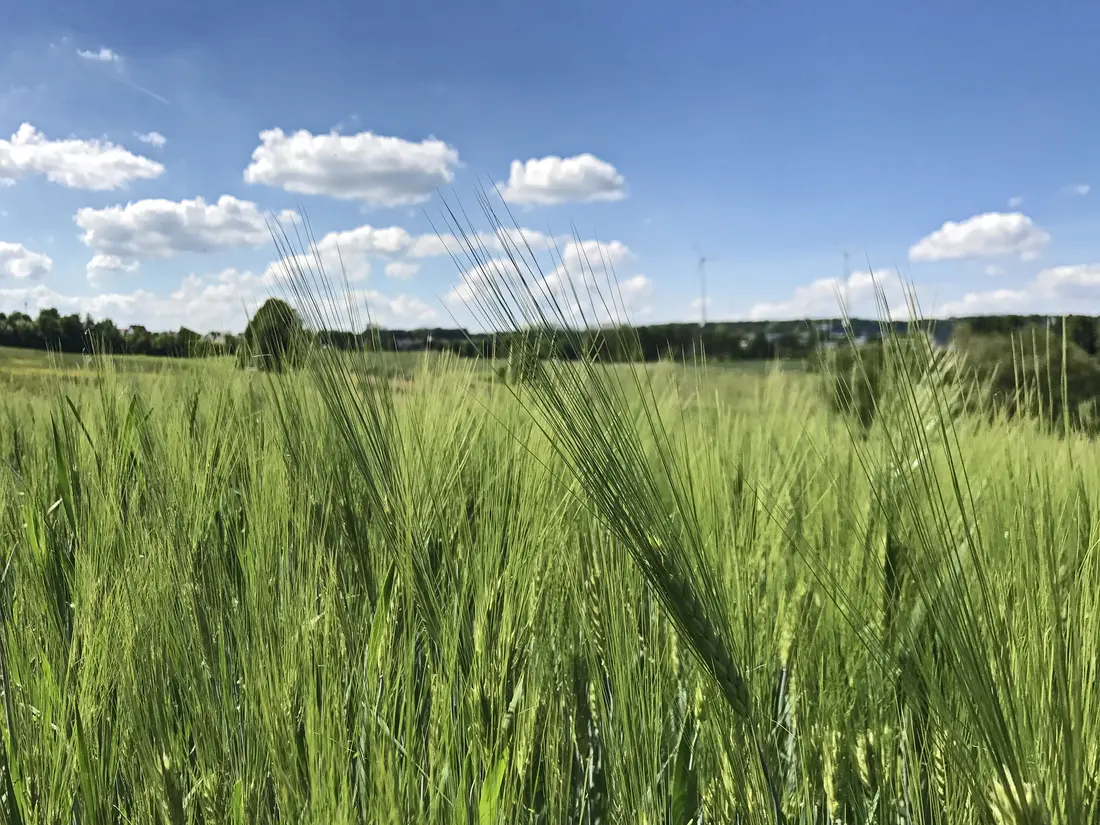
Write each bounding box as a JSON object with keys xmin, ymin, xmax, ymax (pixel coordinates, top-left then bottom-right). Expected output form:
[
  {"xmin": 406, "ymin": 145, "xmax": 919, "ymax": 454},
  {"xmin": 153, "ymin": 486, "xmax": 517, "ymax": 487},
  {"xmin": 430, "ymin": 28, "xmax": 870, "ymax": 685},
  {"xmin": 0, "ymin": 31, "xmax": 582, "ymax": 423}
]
[
  {"xmin": 811, "ymin": 341, "xmax": 886, "ymax": 427},
  {"xmin": 810, "ymin": 334, "xmax": 941, "ymax": 429},
  {"xmin": 236, "ymin": 298, "xmax": 305, "ymax": 372},
  {"xmin": 0, "ymin": 310, "xmax": 239, "ymax": 357},
  {"xmin": 811, "ymin": 324, "xmax": 1100, "ymax": 437},
  {"xmin": 954, "ymin": 327, "xmax": 1100, "ymax": 434}
]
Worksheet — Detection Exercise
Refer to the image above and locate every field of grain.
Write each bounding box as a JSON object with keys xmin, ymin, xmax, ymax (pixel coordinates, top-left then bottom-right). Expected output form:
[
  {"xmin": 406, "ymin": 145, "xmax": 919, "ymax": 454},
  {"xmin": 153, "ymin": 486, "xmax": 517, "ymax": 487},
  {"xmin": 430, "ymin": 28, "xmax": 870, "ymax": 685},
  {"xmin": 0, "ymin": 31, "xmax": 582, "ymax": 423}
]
[{"xmin": 0, "ymin": 328, "xmax": 1095, "ymax": 824}]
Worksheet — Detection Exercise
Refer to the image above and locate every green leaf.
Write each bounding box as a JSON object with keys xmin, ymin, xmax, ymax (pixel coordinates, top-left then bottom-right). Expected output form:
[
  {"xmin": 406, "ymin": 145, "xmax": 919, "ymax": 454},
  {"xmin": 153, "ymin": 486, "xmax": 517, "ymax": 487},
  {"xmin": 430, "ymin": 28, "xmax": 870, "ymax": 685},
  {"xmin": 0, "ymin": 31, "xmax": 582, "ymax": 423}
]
[{"xmin": 478, "ymin": 755, "xmax": 508, "ymax": 825}]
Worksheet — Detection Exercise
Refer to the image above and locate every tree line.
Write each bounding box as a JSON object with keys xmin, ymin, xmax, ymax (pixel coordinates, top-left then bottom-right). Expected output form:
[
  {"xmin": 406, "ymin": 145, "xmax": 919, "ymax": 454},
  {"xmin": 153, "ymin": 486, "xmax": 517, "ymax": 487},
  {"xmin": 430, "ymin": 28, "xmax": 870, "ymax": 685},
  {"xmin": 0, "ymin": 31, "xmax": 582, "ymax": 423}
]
[
  {"xmin": 0, "ymin": 308, "xmax": 239, "ymax": 358},
  {"xmin": 4, "ymin": 300, "xmax": 1100, "ymax": 364}
]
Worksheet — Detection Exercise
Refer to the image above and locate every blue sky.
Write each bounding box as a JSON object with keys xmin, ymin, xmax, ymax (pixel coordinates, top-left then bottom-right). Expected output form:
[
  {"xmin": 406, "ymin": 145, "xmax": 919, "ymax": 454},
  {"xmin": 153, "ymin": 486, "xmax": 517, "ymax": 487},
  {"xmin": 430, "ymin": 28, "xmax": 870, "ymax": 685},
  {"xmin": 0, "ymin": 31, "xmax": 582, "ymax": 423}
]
[{"xmin": 1, "ymin": 0, "xmax": 1098, "ymax": 332}]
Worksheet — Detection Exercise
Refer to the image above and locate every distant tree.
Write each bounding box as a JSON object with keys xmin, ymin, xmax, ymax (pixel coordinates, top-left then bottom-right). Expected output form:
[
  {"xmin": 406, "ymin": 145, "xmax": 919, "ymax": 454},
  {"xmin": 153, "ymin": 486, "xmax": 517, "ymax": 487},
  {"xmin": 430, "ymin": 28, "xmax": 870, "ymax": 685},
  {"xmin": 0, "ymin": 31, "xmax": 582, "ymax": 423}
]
[
  {"xmin": 88, "ymin": 318, "xmax": 124, "ymax": 354},
  {"xmin": 60, "ymin": 313, "xmax": 85, "ymax": 352},
  {"xmin": 124, "ymin": 325, "xmax": 153, "ymax": 355},
  {"xmin": 36, "ymin": 308, "xmax": 63, "ymax": 349},
  {"xmin": 171, "ymin": 327, "xmax": 202, "ymax": 357},
  {"xmin": 237, "ymin": 298, "xmax": 305, "ymax": 372},
  {"xmin": 959, "ymin": 330, "xmax": 1100, "ymax": 433},
  {"xmin": 1064, "ymin": 315, "xmax": 1099, "ymax": 356}
]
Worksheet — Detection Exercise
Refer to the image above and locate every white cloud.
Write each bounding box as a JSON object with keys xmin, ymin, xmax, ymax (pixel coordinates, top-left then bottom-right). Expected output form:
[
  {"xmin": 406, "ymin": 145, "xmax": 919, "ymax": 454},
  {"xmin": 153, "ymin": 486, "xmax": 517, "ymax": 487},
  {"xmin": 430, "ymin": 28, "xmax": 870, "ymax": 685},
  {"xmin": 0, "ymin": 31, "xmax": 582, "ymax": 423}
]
[
  {"xmin": 86, "ymin": 253, "xmax": 140, "ymax": 284},
  {"xmin": 532, "ymin": 239, "xmax": 634, "ymax": 298},
  {"xmin": 261, "ymin": 222, "xmax": 558, "ymax": 287},
  {"xmin": 478, "ymin": 226, "xmax": 556, "ymax": 255},
  {"xmin": 0, "ymin": 123, "xmax": 163, "ymax": 190},
  {"xmin": 985, "ymin": 265, "xmax": 1004, "ymax": 276},
  {"xmin": 0, "ymin": 269, "xmax": 438, "ymax": 333},
  {"xmin": 445, "ymin": 238, "xmax": 636, "ymax": 312},
  {"xmin": 135, "ymin": 131, "xmax": 167, "ymax": 148},
  {"xmin": 938, "ymin": 263, "xmax": 1100, "ymax": 316},
  {"xmin": 1034, "ymin": 263, "xmax": 1100, "ymax": 299},
  {"xmin": 748, "ymin": 268, "xmax": 913, "ymax": 321},
  {"xmin": 1007, "ymin": 196, "xmax": 1024, "ymax": 208},
  {"xmin": 0, "ymin": 242, "xmax": 52, "ymax": 279},
  {"xmin": 936, "ymin": 288, "xmax": 1030, "ymax": 317},
  {"xmin": 77, "ymin": 47, "xmax": 120, "ymax": 63},
  {"xmin": 261, "ymin": 250, "xmax": 374, "ymax": 285},
  {"xmin": 262, "ymin": 224, "xmax": 417, "ymax": 284},
  {"xmin": 690, "ymin": 296, "xmax": 710, "ymax": 311},
  {"xmin": 908, "ymin": 212, "xmax": 1050, "ymax": 262},
  {"xmin": 619, "ymin": 274, "xmax": 652, "ymax": 300},
  {"xmin": 499, "ymin": 154, "xmax": 627, "ymax": 205},
  {"xmin": 320, "ymin": 224, "xmax": 417, "ymax": 257},
  {"xmin": 563, "ymin": 272, "xmax": 651, "ymax": 326},
  {"xmin": 76, "ymin": 195, "xmax": 297, "ymax": 270},
  {"xmin": 385, "ymin": 261, "xmax": 419, "ymax": 279},
  {"xmin": 1062, "ymin": 183, "xmax": 1090, "ymax": 196},
  {"xmin": 360, "ymin": 291, "xmax": 437, "ymax": 326},
  {"xmin": 445, "ymin": 258, "xmax": 510, "ymax": 306},
  {"xmin": 243, "ymin": 127, "xmax": 460, "ymax": 206},
  {"xmin": 614, "ymin": 274, "xmax": 653, "ymax": 320}
]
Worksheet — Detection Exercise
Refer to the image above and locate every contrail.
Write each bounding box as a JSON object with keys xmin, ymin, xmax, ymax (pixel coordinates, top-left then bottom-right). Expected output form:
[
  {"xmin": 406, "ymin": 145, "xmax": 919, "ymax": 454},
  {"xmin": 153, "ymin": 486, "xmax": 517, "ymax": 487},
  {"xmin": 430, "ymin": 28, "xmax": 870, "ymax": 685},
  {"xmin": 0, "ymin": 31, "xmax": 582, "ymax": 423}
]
[{"xmin": 117, "ymin": 75, "xmax": 170, "ymax": 106}]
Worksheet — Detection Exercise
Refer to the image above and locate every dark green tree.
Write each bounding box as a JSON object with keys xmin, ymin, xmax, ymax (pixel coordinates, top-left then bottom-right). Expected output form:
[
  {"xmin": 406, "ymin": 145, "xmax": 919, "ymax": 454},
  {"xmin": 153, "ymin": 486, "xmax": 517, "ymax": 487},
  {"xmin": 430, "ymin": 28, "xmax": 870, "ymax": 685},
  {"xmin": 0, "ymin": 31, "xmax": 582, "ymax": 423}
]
[
  {"xmin": 1064, "ymin": 315, "xmax": 1099, "ymax": 356},
  {"xmin": 237, "ymin": 298, "xmax": 305, "ymax": 372}
]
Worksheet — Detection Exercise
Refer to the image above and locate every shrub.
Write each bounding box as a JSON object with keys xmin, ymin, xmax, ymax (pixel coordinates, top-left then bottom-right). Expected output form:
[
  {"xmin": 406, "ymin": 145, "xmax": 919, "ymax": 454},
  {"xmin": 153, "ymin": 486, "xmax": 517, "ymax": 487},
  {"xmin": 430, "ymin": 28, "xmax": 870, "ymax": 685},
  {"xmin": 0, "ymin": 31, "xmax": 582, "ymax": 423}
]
[
  {"xmin": 811, "ymin": 335, "xmax": 936, "ymax": 429},
  {"xmin": 956, "ymin": 328, "xmax": 1100, "ymax": 434},
  {"xmin": 236, "ymin": 298, "xmax": 305, "ymax": 373}
]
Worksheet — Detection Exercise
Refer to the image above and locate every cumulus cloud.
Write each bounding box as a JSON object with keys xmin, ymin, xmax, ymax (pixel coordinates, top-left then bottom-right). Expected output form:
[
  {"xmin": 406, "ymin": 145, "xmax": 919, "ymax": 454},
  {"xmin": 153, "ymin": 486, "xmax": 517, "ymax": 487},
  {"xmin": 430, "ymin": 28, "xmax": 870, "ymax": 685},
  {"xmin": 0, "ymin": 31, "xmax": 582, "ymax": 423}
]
[
  {"xmin": 445, "ymin": 238, "xmax": 636, "ymax": 314},
  {"xmin": 385, "ymin": 261, "xmax": 419, "ymax": 279},
  {"xmin": 135, "ymin": 131, "xmax": 167, "ymax": 148},
  {"xmin": 320, "ymin": 224, "xmax": 418, "ymax": 258},
  {"xmin": 908, "ymin": 212, "xmax": 1050, "ymax": 262},
  {"xmin": 0, "ymin": 270, "xmax": 438, "ymax": 333},
  {"xmin": 262, "ymin": 224, "xmax": 418, "ymax": 284},
  {"xmin": 243, "ymin": 127, "xmax": 460, "ymax": 206},
  {"xmin": 499, "ymin": 154, "xmax": 627, "ymax": 205},
  {"xmin": 1033, "ymin": 263, "xmax": 1100, "ymax": 299},
  {"xmin": 615, "ymin": 274, "xmax": 653, "ymax": 317},
  {"xmin": 0, "ymin": 123, "xmax": 164, "ymax": 190},
  {"xmin": 1062, "ymin": 183, "xmax": 1090, "ymax": 196},
  {"xmin": 360, "ymin": 291, "xmax": 437, "ymax": 325},
  {"xmin": 86, "ymin": 254, "xmax": 140, "ymax": 284},
  {"xmin": 0, "ymin": 242, "xmax": 53, "ymax": 280},
  {"xmin": 937, "ymin": 263, "xmax": 1100, "ymax": 317},
  {"xmin": 76, "ymin": 195, "xmax": 297, "ymax": 270},
  {"xmin": 1007, "ymin": 196, "xmax": 1024, "ymax": 208},
  {"xmin": 935, "ymin": 289, "xmax": 1030, "ymax": 317},
  {"xmin": 619, "ymin": 274, "xmax": 652, "ymax": 300},
  {"xmin": 562, "ymin": 272, "xmax": 651, "ymax": 326},
  {"xmin": 748, "ymin": 268, "xmax": 914, "ymax": 321},
  {"xmin": 558, "ymin": 238, "xmax": 631, "ymax": 278},
  {"xmin": 78, "ymin": 47, "xmax": 120, "ymax": 63},
  {"xmin": 525, "ymin": 239, "xmax": 634, "ymax": 300},
  {"xmin": 259, "ymin": 222, "xmax": 559, "ymax": 287},
  {"xmin": 756, "ymin": 262, "xmax": 1100, "ymax": 322}
]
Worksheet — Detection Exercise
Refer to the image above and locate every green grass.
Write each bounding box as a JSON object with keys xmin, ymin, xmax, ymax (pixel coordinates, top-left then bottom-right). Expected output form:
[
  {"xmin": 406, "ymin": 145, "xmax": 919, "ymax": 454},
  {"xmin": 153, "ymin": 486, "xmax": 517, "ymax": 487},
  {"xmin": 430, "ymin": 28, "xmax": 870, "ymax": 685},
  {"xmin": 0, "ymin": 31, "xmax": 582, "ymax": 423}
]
[{"xmin": 0, "ymin": 225, "xmax": 1095, "ymax": 822}]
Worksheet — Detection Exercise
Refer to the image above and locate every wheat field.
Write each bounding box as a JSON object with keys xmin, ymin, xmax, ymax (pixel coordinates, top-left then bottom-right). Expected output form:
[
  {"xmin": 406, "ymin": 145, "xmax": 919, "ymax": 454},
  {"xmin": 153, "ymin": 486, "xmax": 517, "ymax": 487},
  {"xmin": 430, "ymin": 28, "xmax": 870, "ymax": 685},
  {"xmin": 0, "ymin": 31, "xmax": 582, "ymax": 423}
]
[{"xmin": 0, "ymin": 316, "xmax": 1095, "ymax": 824}]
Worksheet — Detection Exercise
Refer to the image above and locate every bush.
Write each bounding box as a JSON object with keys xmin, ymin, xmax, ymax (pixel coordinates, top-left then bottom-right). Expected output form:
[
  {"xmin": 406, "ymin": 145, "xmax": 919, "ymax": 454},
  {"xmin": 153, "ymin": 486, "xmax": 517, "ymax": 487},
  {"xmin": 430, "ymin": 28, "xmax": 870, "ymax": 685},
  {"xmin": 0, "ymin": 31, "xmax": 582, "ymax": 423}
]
[
  {"xmin": 957, "ymin": 329, "xmax": 1100, "ymax": 434},
  {"xmin": 811, "ymin": 336, "xmax": 934, "ymax": 429},
  {"xmin": 237, "ymin": 298, "xmax": 305, "ymax": 373}
]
